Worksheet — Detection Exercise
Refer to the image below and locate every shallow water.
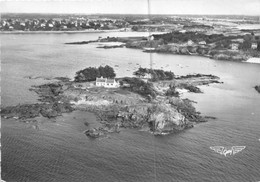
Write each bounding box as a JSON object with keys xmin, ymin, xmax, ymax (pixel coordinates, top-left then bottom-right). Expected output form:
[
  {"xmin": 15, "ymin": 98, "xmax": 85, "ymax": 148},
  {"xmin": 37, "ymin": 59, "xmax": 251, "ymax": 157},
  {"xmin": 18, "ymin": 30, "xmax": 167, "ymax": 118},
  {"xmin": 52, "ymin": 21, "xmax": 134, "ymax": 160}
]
[{"xmin": 1, "ymin": 32, "xmax": 260, "ymax": 182}]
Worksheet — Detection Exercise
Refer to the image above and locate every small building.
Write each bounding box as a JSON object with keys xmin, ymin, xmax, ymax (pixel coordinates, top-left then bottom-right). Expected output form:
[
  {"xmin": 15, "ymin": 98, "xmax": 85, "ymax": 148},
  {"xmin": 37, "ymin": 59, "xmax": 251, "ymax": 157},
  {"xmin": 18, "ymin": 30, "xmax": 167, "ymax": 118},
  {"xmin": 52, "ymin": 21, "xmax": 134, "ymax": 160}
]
[
  {"xmin": 231, "ymin": 43, "xmax": 239, "ymax": 50},
  {"xmin": 148, "ymin": 35, "xmax": 154, "ymax": 41},
  {"xmin": 198, "ymin": 41, "xmax": 206, "ymax": 45},
  {"xmin": 20, "ymin": 22, "xmax": 26, "ymax": 26},
  {"xmin": 96, "ymin": 76, "xmax": 119, "ymax": 88},
  {"xmin": 251, "ymin": 42, "xmax": 258, "ymax": 50},
  {"xmin": 187, "ymin": 40, "xmax": 194, "ymax": 46},
  {"xmin": 139, "ymin": 73, "xmax": 152, "ymax": 82}
]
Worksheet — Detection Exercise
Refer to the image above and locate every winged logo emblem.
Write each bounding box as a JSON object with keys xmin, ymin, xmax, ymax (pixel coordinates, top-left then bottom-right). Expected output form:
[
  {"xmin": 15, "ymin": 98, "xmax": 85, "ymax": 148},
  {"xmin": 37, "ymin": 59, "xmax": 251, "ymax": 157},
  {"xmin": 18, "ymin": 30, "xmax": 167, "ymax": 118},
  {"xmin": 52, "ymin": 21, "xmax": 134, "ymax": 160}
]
[{"xmin": 210, "ymin": 146, "xmax": 246, "ymax": 157}]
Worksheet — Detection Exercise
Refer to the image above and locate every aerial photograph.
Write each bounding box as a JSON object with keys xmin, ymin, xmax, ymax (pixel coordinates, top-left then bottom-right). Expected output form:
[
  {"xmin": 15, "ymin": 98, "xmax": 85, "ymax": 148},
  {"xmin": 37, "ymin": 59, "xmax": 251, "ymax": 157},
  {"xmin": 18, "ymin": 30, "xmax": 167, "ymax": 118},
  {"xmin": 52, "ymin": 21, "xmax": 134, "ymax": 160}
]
[{"xmin": 0, "ymin": 0, "xmax": 260, "ymax": 181}]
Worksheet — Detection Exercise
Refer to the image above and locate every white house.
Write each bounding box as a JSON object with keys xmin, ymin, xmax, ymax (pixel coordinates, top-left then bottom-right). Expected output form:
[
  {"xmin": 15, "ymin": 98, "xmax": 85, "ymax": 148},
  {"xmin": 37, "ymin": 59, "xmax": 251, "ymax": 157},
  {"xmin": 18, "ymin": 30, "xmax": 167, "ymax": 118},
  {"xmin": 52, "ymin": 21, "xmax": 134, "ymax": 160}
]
[
  {"xmin": 231, "ymin": 43, "xmax": 239, "ymax": 50},
  {"xmin": 148, "ymin": 35, "xmax": 154, "ymax": 41},
  {"xmin": 187, "ymin": 40, "xmax": 194, "ymax": 46},
  {"xmin": 179, "ymin": 30, "xmax": 186, "ymax": 33},
  {"xmin": 20, "ymin": 22, "xmax": 26, "ymax": 26},
  {"xmin": 198, "ymin": 41, "xmax": 206, "ymax": 45},
  {"xmin": 96, "ymin": 76, "xmax": 119, "ymax": 88},
  {"xmin": 251, "ymin": 42, "xmax": 258, "ymax": 49}
]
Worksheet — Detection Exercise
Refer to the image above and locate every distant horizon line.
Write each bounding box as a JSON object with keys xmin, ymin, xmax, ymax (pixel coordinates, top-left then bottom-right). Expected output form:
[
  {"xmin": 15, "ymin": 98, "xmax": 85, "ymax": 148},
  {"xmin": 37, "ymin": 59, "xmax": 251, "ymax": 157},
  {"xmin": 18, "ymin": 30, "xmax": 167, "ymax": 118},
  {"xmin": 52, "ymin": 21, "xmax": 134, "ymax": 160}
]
[{"xmin": 1, "ymin": 12, "xmax": 260, "ymax": 17}]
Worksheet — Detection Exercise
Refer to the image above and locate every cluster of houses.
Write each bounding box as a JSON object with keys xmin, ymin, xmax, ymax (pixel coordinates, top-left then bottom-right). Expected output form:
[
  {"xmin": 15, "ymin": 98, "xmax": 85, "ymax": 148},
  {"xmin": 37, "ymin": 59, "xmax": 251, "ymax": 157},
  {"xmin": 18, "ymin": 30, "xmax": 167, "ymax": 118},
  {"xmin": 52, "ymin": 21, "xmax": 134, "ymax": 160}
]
[
  {"xmin": 169, "ymin": 37, "xmax": 258, "ymax": 51},
  {"xmin": 0, "ymin": 17, "xmax": 129, "ymax": 31},
  {"xmin": 183, "ymin": 24, "xmax": 214, "ymax": 33},
  {"xmin": 231, "ymin": 39, "xmax": 258, "ymax": 50}
]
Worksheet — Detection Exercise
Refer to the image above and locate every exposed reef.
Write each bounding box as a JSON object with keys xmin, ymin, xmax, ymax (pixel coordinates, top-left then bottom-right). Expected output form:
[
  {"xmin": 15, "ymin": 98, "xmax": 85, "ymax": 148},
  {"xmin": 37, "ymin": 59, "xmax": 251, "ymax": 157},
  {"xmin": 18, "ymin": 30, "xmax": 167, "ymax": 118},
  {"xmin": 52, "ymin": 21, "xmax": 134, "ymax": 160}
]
[{"xmin": 97, "ymin": 44, "xmax": 125, "ymax": 49}]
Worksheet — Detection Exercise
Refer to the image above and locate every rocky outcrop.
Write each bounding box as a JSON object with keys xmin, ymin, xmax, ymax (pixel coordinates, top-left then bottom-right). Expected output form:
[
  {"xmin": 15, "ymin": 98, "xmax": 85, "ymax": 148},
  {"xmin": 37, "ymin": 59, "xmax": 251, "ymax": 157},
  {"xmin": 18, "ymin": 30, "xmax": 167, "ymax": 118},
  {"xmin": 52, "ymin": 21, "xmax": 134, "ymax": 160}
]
[
  {"xmin": 148, "ymin": 102, "xmax": 193, "ymax": 134},
  {"xmin": 97, "ymin": 45, "xmax": 124, "ymax": 49},
  {"xmin": 1, "ymin": 102, "xmax": 74, "ymax": 119},
  {"xmin": 1, "ymin": 82, "xmax": 74, "ymax": 120},
  {"xmin": 84, "ymin": 126, "xmax": 120, "ymax": 138},
  {"xmin": 65, "ymin": 40, "xmax": 98, "ymax": 44}
]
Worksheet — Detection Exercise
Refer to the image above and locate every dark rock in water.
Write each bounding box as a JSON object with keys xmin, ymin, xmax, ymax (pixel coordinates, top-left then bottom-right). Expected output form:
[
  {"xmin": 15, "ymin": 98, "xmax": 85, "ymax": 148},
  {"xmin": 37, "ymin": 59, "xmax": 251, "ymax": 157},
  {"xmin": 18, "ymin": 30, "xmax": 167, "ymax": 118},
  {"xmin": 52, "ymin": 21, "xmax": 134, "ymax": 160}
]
[
  {"xmin": 65, "ymin": 40, "xmax": 98, "ymax": 44},
  {"xmin": 54, "ymin": 77, "xmax": 71, "ymax": 82},
  {"xmin": 84, "ymin": 124, "xmax": 120, "ymax": 138},
  {"xmin": 97, "ymin": 45, "xmax": 124, "ymax": 49},
  {"xmin": 176, "ymin": 74, "xmax": 220, "ymax": 80},
  {"xmin": 255, "ymin": 85, "xmax": 260, "ymax": 93},
  {"xmin": 1, "ymin": 102, "xmax": 74, "ymax": 120},
  {"xmin": 179, "ymin": 83, "xmax": 202, "ymax": 93},
  {"xmin": 1, "ymin": 104, "xmax": 42, "ymax": 119},
  {"xmin": 84, "ymin": 128, "xmax": 106, "ymax": 138},
  {"xmin": 204, "ymin": 116, "xmax": 217, "ymax": 120}
]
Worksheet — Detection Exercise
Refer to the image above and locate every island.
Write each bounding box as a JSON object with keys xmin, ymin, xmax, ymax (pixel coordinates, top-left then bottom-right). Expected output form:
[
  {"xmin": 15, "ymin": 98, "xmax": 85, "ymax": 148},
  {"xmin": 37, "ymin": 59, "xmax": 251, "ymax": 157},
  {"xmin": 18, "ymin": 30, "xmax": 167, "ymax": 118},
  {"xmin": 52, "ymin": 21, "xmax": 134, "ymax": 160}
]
[{"xmin": 1, "ymin": 65, "xmax": 222, "ymax": 138}]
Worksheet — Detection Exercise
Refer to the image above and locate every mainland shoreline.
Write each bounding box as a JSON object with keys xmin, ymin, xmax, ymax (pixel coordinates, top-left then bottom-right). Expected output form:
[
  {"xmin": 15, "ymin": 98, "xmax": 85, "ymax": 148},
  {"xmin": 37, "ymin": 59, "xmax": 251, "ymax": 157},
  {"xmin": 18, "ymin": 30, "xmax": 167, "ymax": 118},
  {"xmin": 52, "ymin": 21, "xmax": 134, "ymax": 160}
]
[{"xmin": 0, "ymin": 28, "xmax": 129, "ymax": 34}]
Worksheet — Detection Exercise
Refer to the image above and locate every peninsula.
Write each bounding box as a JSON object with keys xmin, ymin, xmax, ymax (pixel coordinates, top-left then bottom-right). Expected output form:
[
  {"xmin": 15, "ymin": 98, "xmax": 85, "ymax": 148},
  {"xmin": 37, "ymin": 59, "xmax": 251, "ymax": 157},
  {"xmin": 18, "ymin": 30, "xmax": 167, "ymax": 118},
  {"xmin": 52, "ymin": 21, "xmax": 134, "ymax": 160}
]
[{"xmin": 66, "ymin": 30, "xmax": 260, "ymax": 62}]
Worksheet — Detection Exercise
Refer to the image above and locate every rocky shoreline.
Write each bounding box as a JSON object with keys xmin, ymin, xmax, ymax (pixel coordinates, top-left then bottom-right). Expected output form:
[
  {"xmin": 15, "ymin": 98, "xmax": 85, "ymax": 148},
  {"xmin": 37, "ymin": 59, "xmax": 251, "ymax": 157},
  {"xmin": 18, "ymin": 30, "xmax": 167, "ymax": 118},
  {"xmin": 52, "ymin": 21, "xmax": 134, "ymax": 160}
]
[
  {"xmin": 1, "ymin": 73, "xmax": 221, "ymax": 138},
  {"xmin": 65, "ymin": 36, "xmax": 259, "ymax": 62}
]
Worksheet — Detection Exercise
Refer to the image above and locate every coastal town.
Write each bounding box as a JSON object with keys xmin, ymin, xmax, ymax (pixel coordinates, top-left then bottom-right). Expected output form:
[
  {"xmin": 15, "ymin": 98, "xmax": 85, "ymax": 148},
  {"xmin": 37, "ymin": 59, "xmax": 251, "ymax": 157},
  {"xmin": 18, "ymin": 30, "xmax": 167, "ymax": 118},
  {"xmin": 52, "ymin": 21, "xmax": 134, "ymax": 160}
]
[
  {"xmin": 1, "ymin": 14, "xmax": 260, "ymax": 34},
  {"xmin": 0, "ymin": 14, "xmax": 130, "ymax": 31}
]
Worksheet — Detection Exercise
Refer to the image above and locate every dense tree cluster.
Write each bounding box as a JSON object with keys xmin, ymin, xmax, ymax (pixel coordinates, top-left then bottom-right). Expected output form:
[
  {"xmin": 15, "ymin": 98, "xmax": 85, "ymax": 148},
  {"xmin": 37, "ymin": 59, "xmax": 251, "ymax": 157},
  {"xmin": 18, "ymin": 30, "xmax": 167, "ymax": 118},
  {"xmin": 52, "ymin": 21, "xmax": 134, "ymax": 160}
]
[
  {"xmin": 153, "ymin": 31, "xmax": 242, "ymax": 44},
  {"xmin": 240, "ymin": 33, "xmax": 260, "ymax": 51},
  {"xmin": 120, "ymin": 77, "xmax": 157, "ymax": 99},
  {"xmin": 74, "ymin": 65, "xmax": 116, "ymax": 82},
  {"xmin": 165, "ymin": 85, "xmax": 179, "ymax": 97},
  {"xmin": 133, "ymin": 67, "xmax": 175, "ymax": 81}
]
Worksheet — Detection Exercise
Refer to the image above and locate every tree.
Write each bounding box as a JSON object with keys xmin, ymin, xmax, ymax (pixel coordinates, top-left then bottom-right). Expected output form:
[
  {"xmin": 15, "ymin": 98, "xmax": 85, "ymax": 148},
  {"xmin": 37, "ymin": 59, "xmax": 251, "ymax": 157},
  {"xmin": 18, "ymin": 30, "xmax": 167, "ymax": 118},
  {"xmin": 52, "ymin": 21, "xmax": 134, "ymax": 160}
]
[
  {"xmin": 241, "ymin": 34, "xmax": 253, "ymax": 50},
  {"xmin": 74, "ymin": 65, "xmax": 116, "ymax": 82},
  {"xmin": 132, "ymin": 26, "xmax": 139, "ymax": 31},
  {"xmin": 98, "ymin": 65, "xmax": 116, "ymax": 78},
  {"xmin": 257, "ymin": 42, "xmax": 260, "ymax": 51}
]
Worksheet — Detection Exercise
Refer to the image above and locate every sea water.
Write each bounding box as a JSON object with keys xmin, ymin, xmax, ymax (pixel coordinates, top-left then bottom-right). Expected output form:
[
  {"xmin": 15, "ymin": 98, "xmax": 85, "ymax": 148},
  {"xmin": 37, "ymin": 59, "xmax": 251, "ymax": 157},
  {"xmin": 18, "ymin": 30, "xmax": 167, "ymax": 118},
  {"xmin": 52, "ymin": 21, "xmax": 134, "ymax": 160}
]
[{"xmin": 1, "ymin": 32, "xmax": 260, "ymax": 182}]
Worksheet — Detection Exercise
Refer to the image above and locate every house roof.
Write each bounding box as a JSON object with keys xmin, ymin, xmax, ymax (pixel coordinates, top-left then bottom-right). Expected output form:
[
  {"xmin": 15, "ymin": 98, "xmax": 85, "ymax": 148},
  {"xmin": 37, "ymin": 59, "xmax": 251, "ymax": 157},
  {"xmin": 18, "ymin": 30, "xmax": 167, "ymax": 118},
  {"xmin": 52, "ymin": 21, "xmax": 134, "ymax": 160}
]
[
  {"xmin": 107, "ymin": 79, "xmax": 115, "ymax": 84},
  {"xmin": 96, "ymin": 77, "xmax": 107, "ymax": 82}
]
